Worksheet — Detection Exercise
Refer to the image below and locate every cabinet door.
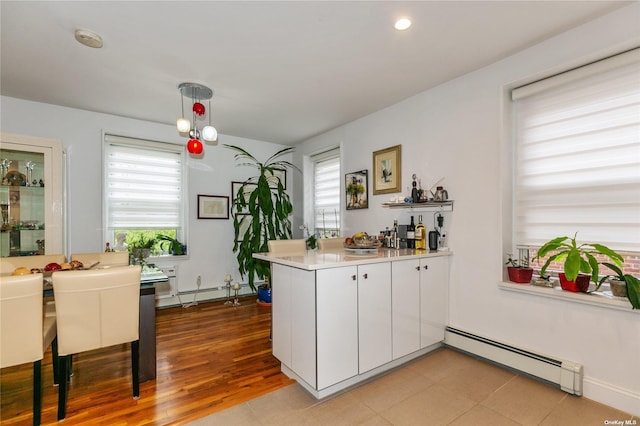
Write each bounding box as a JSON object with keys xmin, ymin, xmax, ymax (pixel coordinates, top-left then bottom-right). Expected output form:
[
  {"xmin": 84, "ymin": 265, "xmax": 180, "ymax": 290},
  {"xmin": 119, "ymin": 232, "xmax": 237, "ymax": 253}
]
[
  {"xmin": 290, "ymin": 267, "xmax": 317, "ymax": 387},
  {"xmin": 271, "ymin": 263, "xmax": 292, "ymax": 367},
  {"xmin": 420, "ymin": 256, "xmax": 448, "ymax": 348},
  {"xmin": 0, "ymin": 134, "xmax": 63, "ymax": 256},
  {"xmin": 357, "ymin": 262, "xmax": 392, "ymax": 373},
  {"xmin": 391, "ymin": 259, "xmax": 421, "ymax": 359},
  {"xmin": 272, "ymin": 264, "xmax": 317, "ymax": 388},
  {"xmin": 316, "ymin": 266, "xmax": 358, "ymax": 390}
]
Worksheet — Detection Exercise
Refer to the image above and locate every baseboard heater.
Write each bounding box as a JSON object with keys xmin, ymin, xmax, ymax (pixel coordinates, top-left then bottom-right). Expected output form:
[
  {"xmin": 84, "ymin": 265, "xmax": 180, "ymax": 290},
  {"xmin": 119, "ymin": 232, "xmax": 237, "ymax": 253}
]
[{"xmin": 444, "ymin": 327, "xmax": 583, "ymax": 396}]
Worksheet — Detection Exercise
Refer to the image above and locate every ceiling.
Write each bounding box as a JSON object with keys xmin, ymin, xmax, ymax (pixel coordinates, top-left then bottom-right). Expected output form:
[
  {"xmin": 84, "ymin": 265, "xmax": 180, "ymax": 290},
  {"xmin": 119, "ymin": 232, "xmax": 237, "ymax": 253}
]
[{"xmin": 0, "ymin": 1, "xmax": 628, "ymax": 145}]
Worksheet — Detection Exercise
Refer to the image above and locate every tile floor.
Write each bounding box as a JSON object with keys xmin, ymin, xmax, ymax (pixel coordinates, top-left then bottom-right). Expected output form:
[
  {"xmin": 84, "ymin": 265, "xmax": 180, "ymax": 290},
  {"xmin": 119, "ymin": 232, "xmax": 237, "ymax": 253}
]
[{"xmin": 189, "ymin": 347, "xmax": 636, "ymax": 426}]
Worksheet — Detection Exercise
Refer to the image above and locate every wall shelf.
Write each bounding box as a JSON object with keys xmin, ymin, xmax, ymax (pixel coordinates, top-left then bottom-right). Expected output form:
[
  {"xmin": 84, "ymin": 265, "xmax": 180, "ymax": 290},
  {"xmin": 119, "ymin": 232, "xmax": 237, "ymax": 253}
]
[{"xmin": 381, "ymin": 200, "xmax": 454, "ymax": 212}]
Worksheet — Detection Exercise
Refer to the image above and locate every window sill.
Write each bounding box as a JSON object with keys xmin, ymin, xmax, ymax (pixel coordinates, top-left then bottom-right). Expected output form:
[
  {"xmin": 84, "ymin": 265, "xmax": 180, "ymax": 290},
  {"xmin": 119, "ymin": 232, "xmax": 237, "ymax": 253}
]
[{"xmin": 498, "ymin": 281, "xmax": 635, "ymax": 313}]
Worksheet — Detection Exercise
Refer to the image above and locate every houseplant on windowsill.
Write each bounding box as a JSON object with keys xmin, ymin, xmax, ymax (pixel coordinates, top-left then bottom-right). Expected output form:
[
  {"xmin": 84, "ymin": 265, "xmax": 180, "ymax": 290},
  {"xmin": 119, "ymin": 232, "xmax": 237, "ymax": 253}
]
[
  {"xmin": 226, "ymin": 145, "xmax": 297, "ymax": 302},
  {"xmin": 534, "ymin": 233, "xmax": 624, "ymax": 293},
  {"xmin": 598, "ymin": 263, "xmax": 640, "ymax": 309},
  {"xmin": 300, "ymin": 224, "xmax": 318, "ymax": 250},
  {"xmin": 156, "ymin": 234, "xmax": 186, "ymax": 255},
  {"xmin": 505, "ymin": 254, "xmax": 533, "ymax": 284},
  {"xmin": 128, "ymin": 235, "xmax": 157, "ymax": 265}
]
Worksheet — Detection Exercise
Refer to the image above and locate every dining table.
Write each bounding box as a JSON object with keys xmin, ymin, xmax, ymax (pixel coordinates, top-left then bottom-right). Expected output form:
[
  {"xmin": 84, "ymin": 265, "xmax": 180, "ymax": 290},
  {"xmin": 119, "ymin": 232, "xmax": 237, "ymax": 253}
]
[{"xmin": 39, "ymin": 264, "xmax": 168, "ymax": 383}]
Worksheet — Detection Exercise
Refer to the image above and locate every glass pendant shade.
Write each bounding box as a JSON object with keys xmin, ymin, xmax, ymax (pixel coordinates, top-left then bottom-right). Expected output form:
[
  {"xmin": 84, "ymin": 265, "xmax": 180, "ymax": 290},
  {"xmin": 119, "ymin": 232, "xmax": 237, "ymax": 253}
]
[
  {"xmin": 176, "ymin": 118, "xmax": 190, "ymax": 133},
  {"xmin": 186, "ymin": 139, "xmax": 203, "ymax": 155},
  {"xmin": 202, "ymin": 125, "xmax": 217, "ymax": 142}
]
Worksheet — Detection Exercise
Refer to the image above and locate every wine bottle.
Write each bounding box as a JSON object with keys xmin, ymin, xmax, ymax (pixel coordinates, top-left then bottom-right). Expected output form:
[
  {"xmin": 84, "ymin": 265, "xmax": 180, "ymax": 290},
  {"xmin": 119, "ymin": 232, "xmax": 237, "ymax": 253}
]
[
  {"xmin": 415, "ymin": 215, "xmax": 427, "ymax": 250},
  {"xmin": 407, "ymin": 216, "xmax": 415, "ymax": 249}
]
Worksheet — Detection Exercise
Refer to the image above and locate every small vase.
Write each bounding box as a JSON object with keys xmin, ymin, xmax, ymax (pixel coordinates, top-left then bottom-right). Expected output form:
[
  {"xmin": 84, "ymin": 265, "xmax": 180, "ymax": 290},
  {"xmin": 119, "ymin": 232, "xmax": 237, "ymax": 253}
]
[{"xmin": 559, "ymin": 273, "xmax": 590, "ymax": 292}]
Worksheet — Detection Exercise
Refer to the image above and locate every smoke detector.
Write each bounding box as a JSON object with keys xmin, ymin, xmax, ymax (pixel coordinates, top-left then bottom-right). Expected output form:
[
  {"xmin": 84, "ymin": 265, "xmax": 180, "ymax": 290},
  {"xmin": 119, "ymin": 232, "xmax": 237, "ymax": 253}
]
[{"xmin": 74, "ymin": 29, "xmax": 103, "ymax": 48}]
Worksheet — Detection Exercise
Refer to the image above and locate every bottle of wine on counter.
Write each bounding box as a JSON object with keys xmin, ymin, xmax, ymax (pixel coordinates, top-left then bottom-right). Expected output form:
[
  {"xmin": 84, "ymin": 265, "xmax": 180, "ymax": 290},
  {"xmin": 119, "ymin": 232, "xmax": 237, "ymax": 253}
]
[
  {"xmin": 415, "ymin": 215, "xmax": 427, "ymax": 250},
  {"xmin": 407, "ymin": 216, "xmax": 415, "ymax": 249}
]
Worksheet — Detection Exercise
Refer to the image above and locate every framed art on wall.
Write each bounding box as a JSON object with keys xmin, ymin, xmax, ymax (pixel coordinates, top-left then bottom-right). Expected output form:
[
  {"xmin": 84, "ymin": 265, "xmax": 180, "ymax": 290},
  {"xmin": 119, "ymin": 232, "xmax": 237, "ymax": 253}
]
[
  {"xmin": 345, "ymin": 170, "xmax": 368, "ymax": 210},
  {"xmin": 197, "ymin": 195, "xmax": 229, "ymax": 219},
  {"xmin": 372, "ymin": 144, "xmax": 402, "ymax": 195}
]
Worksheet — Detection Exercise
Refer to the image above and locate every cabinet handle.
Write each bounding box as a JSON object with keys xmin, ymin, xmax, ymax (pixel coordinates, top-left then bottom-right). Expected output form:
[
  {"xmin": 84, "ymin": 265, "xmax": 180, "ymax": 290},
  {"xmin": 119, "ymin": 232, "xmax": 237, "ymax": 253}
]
[
  {"xmin": 423, "ymin": 265, "xmax": 429, "ymax": 270},
  {"xmin": 352, "ymin": 275, "xmax": 357, "ymax": 280},
  {"xmin": 415, "ymin": 266, "xmax": 420, "ymax": 271},
  {"xmin": 362, "ymin": 273, "xmax": 368, "ymax": 279}
]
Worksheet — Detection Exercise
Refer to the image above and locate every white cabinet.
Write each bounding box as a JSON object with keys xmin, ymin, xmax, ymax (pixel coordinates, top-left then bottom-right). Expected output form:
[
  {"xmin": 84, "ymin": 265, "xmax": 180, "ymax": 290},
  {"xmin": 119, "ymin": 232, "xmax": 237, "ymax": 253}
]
[
  {"xmin": 391, "ymin": 259, "xmax": 421, "ymax": 359},
  {"xmin": 357, "ymin": 262, "xmax": 392, "ymax": 374},
  {"xmin": 420, "ymin": 256, "xmax": 449, "ymax": 348},
  {"xmin": 316, "ymin": 266, "xmax": 359, "ymax": 389},
  {"xmin": 0, "ymin": 133, "xmax": 64, "ymax": 256},
  {"xmin": 268, "ymin": 253, "xmax": 449, "ymax": 398}
]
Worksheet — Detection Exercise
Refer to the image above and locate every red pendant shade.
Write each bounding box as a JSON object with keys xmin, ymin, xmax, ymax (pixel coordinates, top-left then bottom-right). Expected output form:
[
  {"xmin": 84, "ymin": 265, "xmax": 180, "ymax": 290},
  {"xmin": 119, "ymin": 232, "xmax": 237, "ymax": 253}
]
[
  {"xmin": 192, "ymin": 102, "xmax": 205, "ymax": 116},
  {"xmin": 186, "ymin": 139, "xmax": 203, "ymax": 155}
]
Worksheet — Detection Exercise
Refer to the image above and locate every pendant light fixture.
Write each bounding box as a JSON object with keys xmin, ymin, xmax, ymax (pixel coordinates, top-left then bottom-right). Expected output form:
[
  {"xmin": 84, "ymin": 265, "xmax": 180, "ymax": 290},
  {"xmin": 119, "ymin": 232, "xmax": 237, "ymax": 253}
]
[{"xmin": 177, "ymin": 82, "xmax": 217, "ymax": 154}]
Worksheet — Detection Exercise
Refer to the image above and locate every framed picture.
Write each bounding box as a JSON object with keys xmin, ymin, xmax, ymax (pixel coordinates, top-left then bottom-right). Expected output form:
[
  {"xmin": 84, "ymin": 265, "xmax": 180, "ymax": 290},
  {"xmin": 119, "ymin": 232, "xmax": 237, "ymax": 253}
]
[
  {"xmin": 345, "ymin": 170, "xmax": 368, "ymax": 210},
  {"xmin": 372, "ymin": 144, "xmax": 402, "ymax": 195},
  {"xmin": 265, "ymin": 168, "xmax": 287, "ymax": 189},
  {"xmin": 231, "ymin": 181, "xmax": 257, "ymax": 214},
  {"xmin": 197, "ymin": 195, "xmax": 229, "ymax": 219}
]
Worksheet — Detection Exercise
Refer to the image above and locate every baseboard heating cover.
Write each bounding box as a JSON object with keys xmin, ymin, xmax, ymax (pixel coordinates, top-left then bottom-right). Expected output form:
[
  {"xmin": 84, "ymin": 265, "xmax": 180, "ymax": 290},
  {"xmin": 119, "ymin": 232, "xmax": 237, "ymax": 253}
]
[{"xmin": 444, "ymin": 327, "xmax": 583, "ymax": 396}]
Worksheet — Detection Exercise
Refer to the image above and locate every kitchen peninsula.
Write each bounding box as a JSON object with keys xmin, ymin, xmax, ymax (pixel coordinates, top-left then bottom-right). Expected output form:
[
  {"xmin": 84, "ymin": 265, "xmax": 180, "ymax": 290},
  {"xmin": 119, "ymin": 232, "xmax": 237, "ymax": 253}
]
[{"xmin": 254, "ymin": 248, "xmax": 451, "ymax": 399}]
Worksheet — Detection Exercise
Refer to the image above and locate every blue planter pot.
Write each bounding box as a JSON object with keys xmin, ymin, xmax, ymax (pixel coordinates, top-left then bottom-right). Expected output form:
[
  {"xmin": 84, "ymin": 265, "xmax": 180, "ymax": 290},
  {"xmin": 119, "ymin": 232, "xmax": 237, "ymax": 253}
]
[{"xmin": 257, "ymin": 286, "xmax": 272, "ymax": 303}]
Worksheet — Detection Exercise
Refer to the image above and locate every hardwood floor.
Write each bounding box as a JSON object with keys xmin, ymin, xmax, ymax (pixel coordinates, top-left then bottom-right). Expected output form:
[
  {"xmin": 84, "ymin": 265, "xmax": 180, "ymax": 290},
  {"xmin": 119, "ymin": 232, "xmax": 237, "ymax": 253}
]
[{"xmin": 0, "ymin": 296, "xmax": 295, "ymax": 425}]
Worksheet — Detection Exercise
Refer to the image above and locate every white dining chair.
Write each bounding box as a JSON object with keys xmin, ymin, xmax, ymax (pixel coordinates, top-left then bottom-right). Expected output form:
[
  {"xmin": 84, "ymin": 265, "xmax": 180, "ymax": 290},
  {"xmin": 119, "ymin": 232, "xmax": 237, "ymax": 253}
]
[
  {"xmin": 267, "ymin": 239, "xmax": 306, "ymax": 256},
  {"xmin": 0, "ymin": 254, "xmax": 67, "ymax": 274},
  {"xmin": 317, "ymin": 237, "xmax": 345, "ymax": 251},
  {"xmin": 70, "ymin": 251, "xmax": 129, "ymax": 267},
  {"xmin": 0, "ymin": 273, "xmax": 58, "ymax": 426},
  {"xmin": 0, "ymin": 254, "xmax": 66, "ymax": 319},
  {"xmin": 52, "ymin": 265, "xmax": 141, "ymax": 420}
]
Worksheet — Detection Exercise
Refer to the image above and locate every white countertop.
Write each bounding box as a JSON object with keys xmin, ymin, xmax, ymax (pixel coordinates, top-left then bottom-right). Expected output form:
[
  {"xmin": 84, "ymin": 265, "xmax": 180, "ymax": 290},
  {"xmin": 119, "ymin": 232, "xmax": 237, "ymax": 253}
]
[{"xmin": 253, "ymin": 248, "xmax": 452, "ymax": 270}]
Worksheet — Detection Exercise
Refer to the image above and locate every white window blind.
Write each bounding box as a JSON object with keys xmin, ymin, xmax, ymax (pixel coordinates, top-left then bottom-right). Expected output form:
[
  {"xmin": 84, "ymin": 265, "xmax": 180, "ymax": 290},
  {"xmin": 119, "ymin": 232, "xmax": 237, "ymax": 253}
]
[
  {"xmin": 104, "ymin": 134, "xmax": 184, "ymax": 230},
  {"xmin": 512, "ymin": 48, "xmax": 640, "ymax": 251},
  {"xmin": 313, "ymin": 149, "xmax": 341, "ymax": 236}
]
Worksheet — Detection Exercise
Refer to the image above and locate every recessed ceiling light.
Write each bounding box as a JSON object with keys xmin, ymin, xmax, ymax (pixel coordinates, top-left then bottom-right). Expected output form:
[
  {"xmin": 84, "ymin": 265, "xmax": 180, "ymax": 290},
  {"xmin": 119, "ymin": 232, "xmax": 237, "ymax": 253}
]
[
  {"xmin": 394, "ymin": 18, "xmax": 411, "ymax": 31},
  {"xmin": 74, "ymin": 29, "xmax": 103, "ymax": 48}
]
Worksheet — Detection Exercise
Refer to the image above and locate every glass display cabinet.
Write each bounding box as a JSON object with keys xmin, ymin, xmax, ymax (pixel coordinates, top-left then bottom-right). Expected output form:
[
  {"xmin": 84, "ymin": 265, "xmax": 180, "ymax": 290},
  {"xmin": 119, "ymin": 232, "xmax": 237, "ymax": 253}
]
[{"xmin": 0, "ymin": 133, "xmax": 64, "ymax": 257}]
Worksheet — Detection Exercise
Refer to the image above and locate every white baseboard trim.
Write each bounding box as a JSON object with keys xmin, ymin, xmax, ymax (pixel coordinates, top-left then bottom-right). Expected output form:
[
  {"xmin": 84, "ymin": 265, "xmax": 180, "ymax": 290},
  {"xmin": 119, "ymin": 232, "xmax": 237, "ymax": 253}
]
[
  {"xmin": 583, "ymin": 376, "xmax": 640, "ymax": 417},
  {"xmin": 155, "ymin": 286, "xmax": 256, "ymax": 308}
]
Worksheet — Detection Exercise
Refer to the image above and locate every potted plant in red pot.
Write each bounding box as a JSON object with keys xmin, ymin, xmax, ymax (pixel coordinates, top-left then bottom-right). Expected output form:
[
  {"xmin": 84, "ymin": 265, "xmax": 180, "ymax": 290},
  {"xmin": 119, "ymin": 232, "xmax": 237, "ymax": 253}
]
[
  {"xmin": 534, "ymin": 233, "xmax": 624, "ymax": 293},
  {"xmin": 505, "ymin": 254, "xmax": 534, "ymax": 284}
]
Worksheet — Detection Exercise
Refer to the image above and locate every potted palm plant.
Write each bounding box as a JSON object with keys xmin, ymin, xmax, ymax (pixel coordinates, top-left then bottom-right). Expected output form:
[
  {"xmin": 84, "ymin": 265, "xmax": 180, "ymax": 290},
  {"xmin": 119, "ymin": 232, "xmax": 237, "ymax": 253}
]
[
  {"xmin": 534, "ymin": 233, "xmax": 624, "ymax": 293},
  {"xmin": 226, "ymin": 145, "xmax": 296, "ymax": 300},
  {"xmin": 598, "ymin": 263, "xmax": 640, "ymax": 309}
]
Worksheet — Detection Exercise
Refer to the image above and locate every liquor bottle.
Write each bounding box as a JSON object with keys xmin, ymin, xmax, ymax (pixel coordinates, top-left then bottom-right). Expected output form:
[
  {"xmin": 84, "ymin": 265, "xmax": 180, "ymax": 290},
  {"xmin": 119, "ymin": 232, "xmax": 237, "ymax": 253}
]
[
  {"xmin": 415, "ymin": 215, "xmax": 427, "ymax": 250},
  {"xmin": 407, "ymin": 216, "xmax": 415, "ymax": 249},
  {"xmin": 392, "ymin": 219, "xmax": 399, "ymax": 249},
  {"xmin": 411, "ymin": 174, "xmax": 419, "ymax": 203}
]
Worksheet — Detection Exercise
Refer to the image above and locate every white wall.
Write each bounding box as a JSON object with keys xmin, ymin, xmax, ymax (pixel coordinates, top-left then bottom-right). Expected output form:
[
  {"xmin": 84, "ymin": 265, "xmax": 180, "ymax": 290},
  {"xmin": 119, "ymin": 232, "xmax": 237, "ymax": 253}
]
[
  {"xmin": 294, "ymin": 4, "xmax": 640, "ymax": 415},
  {"xmin": 0, "ymin": 97, "xmax": 290, "ymax": 293}
]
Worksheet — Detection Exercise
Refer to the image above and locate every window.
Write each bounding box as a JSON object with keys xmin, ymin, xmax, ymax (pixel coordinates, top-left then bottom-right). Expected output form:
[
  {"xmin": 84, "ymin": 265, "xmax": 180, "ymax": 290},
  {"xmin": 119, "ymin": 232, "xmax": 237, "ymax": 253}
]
[
  {"xmin": 512, "ymin": 49, "xmax": 640, "ymax": 262},
  {"xmin": 103, "ymin": 134, "xmax": 186, "ymax": 254},
  {"xmin": 312, "ymin": 148, "xmax": 341, "ymax": 238}
]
